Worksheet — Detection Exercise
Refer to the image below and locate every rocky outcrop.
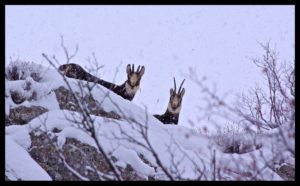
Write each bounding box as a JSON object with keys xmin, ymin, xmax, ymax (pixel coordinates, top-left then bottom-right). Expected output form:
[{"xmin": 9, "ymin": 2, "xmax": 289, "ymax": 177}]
[
  {"xmin": 9, "ymin": 79, "xmax": 39, "ymax": 105},
  {"xmin": 5, "ymin": 114, "xmax": 11, "ymax": 126},
  {"xmin": 7, "ymin": 106, "xmax": 48, "ymax": 125},
  {"xmin": 6, "ymin": 86, "xmax": 120, "ymax": 127},
  {"xmin": 5, "ymin": 175, "xmax": 11, "ymax": 181},
  {"xmin": 10, "ymin": 90, "xmax": 27, "ymax": 104},
  {"xmin": 29, "ymin": 132, "xmax": 144, "ymax": 181},
  {"xmin": 54, "ymin": 86, "xmax": 121, "ymax": 120},
  {"xmin": 276, "ymin": 164, "xmax": 295, "ymax": 181}
]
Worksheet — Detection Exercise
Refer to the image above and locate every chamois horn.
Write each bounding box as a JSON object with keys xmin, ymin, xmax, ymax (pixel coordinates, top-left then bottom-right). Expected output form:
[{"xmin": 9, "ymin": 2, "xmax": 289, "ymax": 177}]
[
  {"xmin": 137, "ymin": 65, "xmax": 141, "ymax": 72},
  {"xmin": 178, "ymin": 79, "xmax": 185, "ymax": 94},
  {"xmin": 173, "ymin": 77, "xmax": 177, "ymax": 93}
]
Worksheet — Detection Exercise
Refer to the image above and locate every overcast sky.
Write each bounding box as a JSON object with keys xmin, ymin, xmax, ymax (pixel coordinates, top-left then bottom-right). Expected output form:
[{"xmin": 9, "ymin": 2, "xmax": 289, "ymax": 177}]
[{"xmin": 5, "ymin": 5, "xmax": 295, "ymax": 130}]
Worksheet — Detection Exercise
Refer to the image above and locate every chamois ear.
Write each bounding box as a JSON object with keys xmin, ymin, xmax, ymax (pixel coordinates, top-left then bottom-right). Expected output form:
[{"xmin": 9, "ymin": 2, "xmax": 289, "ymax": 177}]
[
  {"xmin": 126, "ymin": 64, "xmax": 131, "ymax": 74},
  {"xmin": 170, "ymin": 88, "xmax": 174, "ymax": 95},
  {"xmin": 139, "ymin": 66, "xmax": 145, "ymax": 77},
  {"xmin": 180, "ymin": 88, "xmax": 185, "ymax": 97}
]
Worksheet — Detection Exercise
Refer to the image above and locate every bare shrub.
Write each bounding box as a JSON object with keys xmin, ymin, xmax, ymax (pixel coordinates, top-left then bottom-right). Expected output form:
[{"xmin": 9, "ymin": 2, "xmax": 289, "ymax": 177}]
[
  {"xmin": 213, "ymin": 124, "xmax": 262, "ymax": 154},
  {"xmin": 236, "ymin": 42, "xmax": 295, "ymax": 130},
  {"xmin": 186, "ymin": 41, "xmax": 294, "ymax": 180},
  {"xmin": 6, "ymin": 59, "xmax": 43, "ymax": 82}
]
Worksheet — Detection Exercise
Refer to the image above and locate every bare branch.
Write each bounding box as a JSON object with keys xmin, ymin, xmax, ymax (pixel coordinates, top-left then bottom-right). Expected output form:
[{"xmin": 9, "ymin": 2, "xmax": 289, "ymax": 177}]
[{"xmin": 60, "ymin": 35, "xmax": 79, "ymax": 64}]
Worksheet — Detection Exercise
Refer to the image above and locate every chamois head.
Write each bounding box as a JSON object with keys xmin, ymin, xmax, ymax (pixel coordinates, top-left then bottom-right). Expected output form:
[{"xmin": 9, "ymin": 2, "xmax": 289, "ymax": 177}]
[
  {"xmin": 167, "ymin": 78, "xmax": 185, "ymax": 114},
  {"xmin": 125, "ymin": 64, "xmax": 145, "ymax": 90},
  {"xmin": 58, "ymin": 63, "xmax": 78, "ymax": 78}
]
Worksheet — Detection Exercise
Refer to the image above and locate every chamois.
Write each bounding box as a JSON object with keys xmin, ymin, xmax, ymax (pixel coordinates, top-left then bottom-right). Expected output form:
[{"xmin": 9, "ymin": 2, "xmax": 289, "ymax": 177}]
[
  {"xmin": 58, "ymin": 63, "xmax": 145, "ymax": 101},
  {"xmin": 154, "ymin": 78, "xmax": 185, "ymax": 125}
]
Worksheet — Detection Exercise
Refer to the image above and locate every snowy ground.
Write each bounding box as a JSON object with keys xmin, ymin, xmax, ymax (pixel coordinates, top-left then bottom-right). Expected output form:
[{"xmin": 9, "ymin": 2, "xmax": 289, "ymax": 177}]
[{"xmin": 5, "ymin": 62, "xmax": 289, "ymax": 180}]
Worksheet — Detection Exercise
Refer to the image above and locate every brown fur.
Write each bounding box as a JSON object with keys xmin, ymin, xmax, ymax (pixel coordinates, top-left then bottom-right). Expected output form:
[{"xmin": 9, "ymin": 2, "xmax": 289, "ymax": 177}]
[{"xmin": 58, "ymin": 63, "xmax": 145, "ymax": 101}]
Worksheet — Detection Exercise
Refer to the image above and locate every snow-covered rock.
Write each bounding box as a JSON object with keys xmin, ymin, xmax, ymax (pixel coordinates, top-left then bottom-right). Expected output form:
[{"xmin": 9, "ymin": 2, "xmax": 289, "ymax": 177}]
[{"xmin": 5, "ymin": 61, "xmax": 293, "ymax": 180}]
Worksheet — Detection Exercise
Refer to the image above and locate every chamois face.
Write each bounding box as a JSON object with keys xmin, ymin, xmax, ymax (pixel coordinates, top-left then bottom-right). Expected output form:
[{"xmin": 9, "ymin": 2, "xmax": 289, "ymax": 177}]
[
  {"xmin": 168, "ymin": 89, "xmax": 185, "ymax": 114},
  {"xmin": 167, "ymin": 78, "xmax": 185, "ymax": 114},
  {"xmin": 58, "ymin": 63, "xmax": 90, "ymax": 80},
  {"xmin": 126, "ymin": 64, "xmax": 145, "ymax": 90},
  {"xmin": 58, "ymin": 64, "xmax": 69, "ymax": 73},
  {"xmin": 58, "ymin": 64, "xmax": 76, "ymax": 78}
]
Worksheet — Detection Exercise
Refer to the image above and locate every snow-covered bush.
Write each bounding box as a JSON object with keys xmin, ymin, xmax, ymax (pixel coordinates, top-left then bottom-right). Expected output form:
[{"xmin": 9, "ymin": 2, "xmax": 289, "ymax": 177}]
[
  {"xmin": 212, "ymin": 124, "xmax": 262, "ymax": 154},
  {"xmin": 8, "ymin": 77, "xmax": 40, "ymax": 104},
  {"xmin": 5, "ymin": 60, "xmax": 53, "ymax": 105},
  {"xmin": 5, "ymin": 59, "xmax": 44, "ymax": 82}
]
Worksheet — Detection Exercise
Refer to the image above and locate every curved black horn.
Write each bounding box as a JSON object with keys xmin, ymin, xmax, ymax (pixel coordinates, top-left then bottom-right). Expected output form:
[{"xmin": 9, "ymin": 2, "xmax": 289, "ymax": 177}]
[
  {"xmin": 178, "ymin": 79, "xmax": 185, "ymax": 93},
  {"xmin": 132, "ymin": 64, "xmax": 135, "ymax": 72},
  {"xmin": 173, "ymin": 77, "xmax": 177, "ymax": 93},
  {"xmin": 137, "ymin": 65, "xmax": 141, "ymax": 72}
]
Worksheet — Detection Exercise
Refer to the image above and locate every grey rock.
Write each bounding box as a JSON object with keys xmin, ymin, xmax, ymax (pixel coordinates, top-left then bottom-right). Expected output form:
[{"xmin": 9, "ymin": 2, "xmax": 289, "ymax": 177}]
[
  {"xmin": 54, "ymin": 86, "xmax": 121, "ymax": 120},
  {"xmin": 8, "ymin": 105, "xmax": 48, "ymax": 125},
  {"xmin": 10, "ymin": 90, "xmax": 26, "ymax": 104},
  {"xmin": 5, "ymin": 175, "xmax": 11, "ymax": 181},
  {"xmin": 28, "ymin": 132, "xmax": 144, "ymax": 181},
  {"xmin": 276, "ymin": 164, "xmax": 295, "ymax": 181},
  {"xmin": 5, "ymin": 114, "xmax": 11, "ymax": 126}
]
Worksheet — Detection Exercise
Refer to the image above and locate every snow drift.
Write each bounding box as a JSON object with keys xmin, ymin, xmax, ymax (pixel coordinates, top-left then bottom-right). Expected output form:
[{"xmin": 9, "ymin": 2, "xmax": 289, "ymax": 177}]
[{"xmin": 5, "ymin": 61, "xmax": 292, "ymax": 180}]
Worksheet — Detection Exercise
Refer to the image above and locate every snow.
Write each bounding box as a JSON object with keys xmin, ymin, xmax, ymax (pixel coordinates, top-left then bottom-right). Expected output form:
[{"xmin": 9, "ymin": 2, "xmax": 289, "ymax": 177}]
[
  {"xmin": 216, "ymin": 150, "xmax": 283, "ymax": 180},
  {"xmin": 5, "ymin": 5, "xmax": 294, "ymax": 181},
  {"xmin": 5, "ymin": 125, "xmax": 31, "ymax": 150},
  {"xmin": 5, "ymin": 67, "xmax": 290, "ymax": 179},
  {"xmin": 5, "ymin": 136, "xmax": 52, "ymax": 181},
  {"xmin": 113, "ymin": 146, "xmax": 156, "ymax": 177}
]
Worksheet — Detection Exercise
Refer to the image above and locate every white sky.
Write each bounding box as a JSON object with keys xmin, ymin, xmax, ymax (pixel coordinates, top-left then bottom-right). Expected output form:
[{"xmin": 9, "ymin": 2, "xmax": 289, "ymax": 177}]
[{"xmin": 5, "ymin": 5, "xmax": 295, "ymax": 130}]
